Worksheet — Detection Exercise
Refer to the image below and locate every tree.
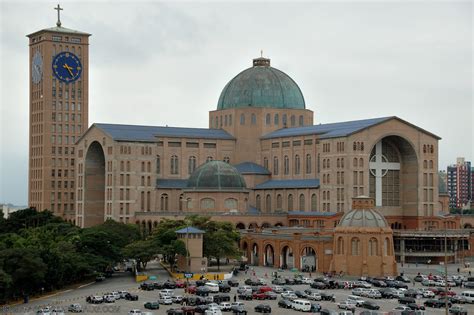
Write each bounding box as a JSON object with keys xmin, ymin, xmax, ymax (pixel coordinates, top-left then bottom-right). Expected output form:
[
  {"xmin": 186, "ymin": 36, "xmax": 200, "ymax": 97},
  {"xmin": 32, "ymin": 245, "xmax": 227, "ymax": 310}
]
[{"xmin": 122, "ymin": 240, "xmax": 159, "ymax": 270}]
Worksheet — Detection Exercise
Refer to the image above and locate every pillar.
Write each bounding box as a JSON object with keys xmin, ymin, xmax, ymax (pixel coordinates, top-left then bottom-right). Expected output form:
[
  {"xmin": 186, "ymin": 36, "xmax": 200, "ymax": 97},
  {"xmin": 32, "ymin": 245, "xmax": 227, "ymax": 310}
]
[{"xmin": 400, "ymin": 238, "xmax": 405, "ymax": 264}]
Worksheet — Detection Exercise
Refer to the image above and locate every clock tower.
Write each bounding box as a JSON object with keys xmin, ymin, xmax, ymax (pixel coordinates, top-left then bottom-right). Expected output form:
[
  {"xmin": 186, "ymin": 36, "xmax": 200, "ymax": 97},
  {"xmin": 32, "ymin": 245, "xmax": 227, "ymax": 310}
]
[{"xmin": 27, "ymin": 5, "xmax": 91, "ymax": 222}]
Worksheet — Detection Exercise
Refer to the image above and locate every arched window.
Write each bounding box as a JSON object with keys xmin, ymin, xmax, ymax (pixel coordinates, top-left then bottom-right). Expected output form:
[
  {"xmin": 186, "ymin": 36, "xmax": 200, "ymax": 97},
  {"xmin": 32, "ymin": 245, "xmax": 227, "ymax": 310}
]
[
  {"xmin": 384, "ymin": 238, "xmax": 391, "ymax": 255},
  {"xmin": 294, "ymin": 155, "xmax": 300, "ymax": 175},
  {"xmin": 284, "ymin": 155, "xmax": 289, "ymax": 175},
  {"xmin": 256, "ymin": 195, "xmax": 261, "ymax": 211},
  {"xmin": 160, "ymin": 194, "xmax": 169, "ymax": 211},
  {"xmin": 299, "ymin": 115, "xmax": 304, "ymax": 126},
  {"xmin": 200, "ymin": 198, "xmax": 215, "ymax": 209},
  {"xmin": 265, "ymin": 113, "xmax": 271, "ymax": 125},
  {"xmin": 368, "ymin": 238, "xmax": 378, "ymax": 256},
  {"xmin": 266, "ymin": 195, "xmax": 271, "ymax": 212},
  {"xmin": 223, "ymin": 156, "xmax": 230, "ymax": 163},
  {"xmin": 306, "ymin": 154, "xmax": 312, "ymax": 174},
  {"xmin": 273, "ymin": 157, "xmax": 279, "ymax": 175},
  {"xmin": 282, "ymin": 114, "xmax": 287, "ymax": 126},
  {"xmin": 263, "ymin": 157, "xmax": 268, "ymax": 170},
  {"xmin": 251, "ymin": 113, "xmax": 256, "ymax": 125},
  {"xmin": 140, "ymin": 191, "xmax": 145, "ymax": 210},
  {"xmin": 311, "ymin": 194, "xmax": 317, "ymax": 211},
  {"xmin": 277, "ymin": 194, "xmax": 283, "ymax": 210},
  {"xmin": 206, "ymin": 156, "xmax": 213, "ymax": 162},
  {"xmin": 224, "ymin": 198, "xmax": 237, "ymax": 210},
  {"xmin": 274, "ymin": 114, "xmax": 279, "ymax": 125},
  {"xmin": 337, "ymin": 237, "xmax": 344, "ymax": 254},
  {"xmin": 290, "ymin": 115, "xmax": 296, "ymax": 126},
  {"xmin": 240, "ymin": 114, "xmax": 245, "ymax": 125},
  {"xmin": 170, "ymin": 155, "xmax": 179, "ymax": 174},
  {"xmin": 188, "ymin": 156, "xmax": 196, "ymax": 174},
  {"xmin": 359, "ymin": 158, "xmax": 363, "ymax": 168},
  {"xmin": 288, "ymin": 194, "xmax": 294, "ymax": 211},
  {"xmin": 353, "ymin": 158, "xmax": 358, "ymax": 168},
  {"xmin": 351, "ymin": 237, "xmax": 360, "ymax": 255},
  {"xmin": 299, "ymin": 194, "xmax": 305, "ymax": 211}
]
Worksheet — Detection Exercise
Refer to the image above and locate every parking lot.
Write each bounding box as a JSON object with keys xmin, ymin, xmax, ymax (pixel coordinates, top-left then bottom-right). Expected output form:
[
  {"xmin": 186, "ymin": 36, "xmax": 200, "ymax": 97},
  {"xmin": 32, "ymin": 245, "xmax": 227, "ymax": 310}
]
[{"xmin": 4, "ymin": 261, "xmax": 474, "ymax": 315}]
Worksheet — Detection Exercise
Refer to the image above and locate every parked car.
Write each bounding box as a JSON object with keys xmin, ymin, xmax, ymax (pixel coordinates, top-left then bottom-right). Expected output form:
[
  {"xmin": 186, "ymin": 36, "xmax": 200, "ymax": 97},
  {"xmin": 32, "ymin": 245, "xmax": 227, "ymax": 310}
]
[
  {"xmin": 228, "ymin": 280, "xmax": 239, "ymax": 287},
  {"xmin": 172, "ymin": 295, "xmax": 183, "ymax": 303},
  {"xmin": 408, "ymin": 303, "xmax": 425, "ymax": 310},
  {"xmin": 67, "ymin": 304, "xmax": 83, "ymax": 313},
  {"xmin": 264, "ymin": 292, "xmax": 277, "ymax": 300},
  {"xmin": 310, "ymin": 303, "xmax": 322, "ymax": 312},
  {"xmin": 278, "ymin": 299, "xmax": 292, "ymax": 309},
  {"xmin": 95, "ymin": 274, "xmax": 106, "ymax": 282},
  {"xmin": 398, "ymin": 297, "xmax": 416, "ymax": 305},
  {"xmin": 271, "ymin": 278, "xmax": 286, "ymax": 285},
  {"xmin": 360, "ymin": 301, "xmax": 380, "ymax": 310},
  {"xmin": 231, "ymin": 305, "xmax": 247, "ymax": 315},
  {"xmin": 238, "ymin": 292, "xmax": 253, "ymax": 300},
  {"xmin": 449, "ymin": 305, "xmax": 468, "ymax": 315},
  {"xmin": 337, "ymin": 301, "xmax": 356, "ymax": 310},
  {"xmin": 424, "ymin": 299, "xmax": 452, "ymax": 308},
  {"xmin": 124, "ymin": 293, "xmax": 138, "ymax": 301},
  {"xmin": 197, "ymin": 287, "xmax": 211, "ymax": 296},
  {"xmin": 396, "ymin": 275, "xmax": 411, "ymax": 283},
  {"xmin": 219, "ymin": 284, "xmax": 231, "ymax": 293},
  {"xmin": 158, "ymin": 296, "xmax": 173, "ymax": 305},
  {"xmin": 319, "ymin": 292, "xmax": 335, "ymax": 301},
  {"xmin": 140, "ymin": 283, "xmax": 154, "ymax": 291},
  {"xmin": 254, "ymin": 304, "xmax": 271, "ymax": 313},
  {"xmin": 144, "ymin": 302, "xmax": 160, "ymax": 310},
  {"xmin": 219, "ymin": 302, "xmax": 232, "ymax": 311}
]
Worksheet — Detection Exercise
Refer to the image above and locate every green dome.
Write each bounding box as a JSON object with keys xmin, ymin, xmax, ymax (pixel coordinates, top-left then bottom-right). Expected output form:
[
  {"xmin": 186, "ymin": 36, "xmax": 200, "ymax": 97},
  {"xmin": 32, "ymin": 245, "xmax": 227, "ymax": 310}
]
[
  {"xmin": 187, "ymin": 161, "xmax": 247, "ymax": 190},
  {"xmin": 217, "ymin": 57, "xmax": 306, "ymax": 110}
]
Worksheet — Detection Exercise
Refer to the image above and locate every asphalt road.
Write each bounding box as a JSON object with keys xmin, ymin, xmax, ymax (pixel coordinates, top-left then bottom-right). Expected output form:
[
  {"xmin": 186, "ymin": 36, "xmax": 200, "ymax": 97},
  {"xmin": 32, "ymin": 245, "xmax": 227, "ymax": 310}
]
[{"xmin": 4, "ymin": 261, "xmax": 474, "ymax": 315}]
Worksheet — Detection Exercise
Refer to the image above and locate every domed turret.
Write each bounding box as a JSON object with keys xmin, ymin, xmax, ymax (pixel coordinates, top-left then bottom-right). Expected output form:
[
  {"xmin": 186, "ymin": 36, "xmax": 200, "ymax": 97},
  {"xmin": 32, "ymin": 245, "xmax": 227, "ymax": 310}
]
[
  {"xmin": 338, "ymin": 208, "xmax": 388, "ymax": 228},
  {"xmin": 217, "ymin": 57, "xmax": 305, "ymax": 110},
  {"xmin": 187, "ymin": 161, "xmax": 246, "ymax": 190}
]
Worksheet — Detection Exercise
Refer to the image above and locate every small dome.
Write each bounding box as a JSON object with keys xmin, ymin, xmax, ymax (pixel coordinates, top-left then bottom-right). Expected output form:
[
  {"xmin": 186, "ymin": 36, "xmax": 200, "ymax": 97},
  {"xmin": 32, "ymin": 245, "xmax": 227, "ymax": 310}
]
[
  {"xmin": 217, "ymin": 57, "xmax": 305, "ymax": 110},
  {"xmin": 338, "ymin": 208, "xmax": 388, "ymax": 228},
  {"xmin": 187, "ymin": 161, "xmax": 247, "ymax": 190}
]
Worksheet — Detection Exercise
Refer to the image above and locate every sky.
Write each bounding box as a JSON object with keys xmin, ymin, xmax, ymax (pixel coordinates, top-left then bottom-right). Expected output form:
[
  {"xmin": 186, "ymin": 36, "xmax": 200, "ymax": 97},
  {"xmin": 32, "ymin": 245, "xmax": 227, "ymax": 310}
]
[{"xmin": 0, "ymin": 0, "xmax": 472, "ymax": 206}]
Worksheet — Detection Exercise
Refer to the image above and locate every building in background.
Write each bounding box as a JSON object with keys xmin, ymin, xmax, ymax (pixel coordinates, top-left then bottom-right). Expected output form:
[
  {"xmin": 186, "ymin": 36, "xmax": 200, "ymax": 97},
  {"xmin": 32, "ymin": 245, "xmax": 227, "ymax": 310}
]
[
  {"xmin": 0, "ymin": 204, "xmax": 26, "ymax": 219},
  {"xmin": 27, "ymin": 6, "xmax": 90, "ymax": 222},
  {"xmin": 447, "ymin": 157, "xmax": 472, "ymax": 209}
]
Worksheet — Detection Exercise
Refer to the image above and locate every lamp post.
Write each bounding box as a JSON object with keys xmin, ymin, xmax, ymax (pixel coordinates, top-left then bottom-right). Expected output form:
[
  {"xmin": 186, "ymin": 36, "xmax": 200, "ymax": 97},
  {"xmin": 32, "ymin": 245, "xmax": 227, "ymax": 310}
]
[{"xmin": 440, "ymin": 214, "xmax": 454, "ymax": 315}]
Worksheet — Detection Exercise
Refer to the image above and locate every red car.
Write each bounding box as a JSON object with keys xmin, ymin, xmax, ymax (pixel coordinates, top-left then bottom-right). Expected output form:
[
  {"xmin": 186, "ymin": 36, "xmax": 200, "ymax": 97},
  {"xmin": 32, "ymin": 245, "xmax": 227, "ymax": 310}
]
[
  {"xmin": 438, "ymin": 290, "xmax": 456, "ymax": 297},
  {"xmin": 253, "ymin": 292, "xmax": 267, "ymax": 300},
  {"xmin": 186, "ymin": 285, "xmax": 197, "ymax": 294},
  {"xmin": 258, "ymin": 286, "xmax": 273, "ymax": 293},
  {"xmin": 175, "ymin": 280, "xmax": 186, "ymax": 288}
]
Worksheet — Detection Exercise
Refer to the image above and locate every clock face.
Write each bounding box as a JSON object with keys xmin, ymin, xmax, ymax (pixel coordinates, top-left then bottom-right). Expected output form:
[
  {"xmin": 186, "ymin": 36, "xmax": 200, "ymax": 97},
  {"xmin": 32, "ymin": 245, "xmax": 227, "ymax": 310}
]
[
  {"xmin": 52, "ymin": 52, "xmax": 82, "ymax": 83},
  {"xmin": 32, "ymin": 51, "xmax": 43, "ymax": 84}
]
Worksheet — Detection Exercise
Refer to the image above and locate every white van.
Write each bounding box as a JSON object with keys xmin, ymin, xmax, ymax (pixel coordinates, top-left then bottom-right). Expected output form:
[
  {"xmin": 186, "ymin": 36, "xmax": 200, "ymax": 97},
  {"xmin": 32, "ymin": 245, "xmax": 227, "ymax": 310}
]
[
  {"xmin": 461, "ymin": 291, "xmax": 474, "ymax": 303},
  {"xmin": 205, "ymin": 282, "xmax": 219, "ymax": 293},
  {"xmin": 292, "ymin": 299, "xmax": 311, "ymax": 312}
]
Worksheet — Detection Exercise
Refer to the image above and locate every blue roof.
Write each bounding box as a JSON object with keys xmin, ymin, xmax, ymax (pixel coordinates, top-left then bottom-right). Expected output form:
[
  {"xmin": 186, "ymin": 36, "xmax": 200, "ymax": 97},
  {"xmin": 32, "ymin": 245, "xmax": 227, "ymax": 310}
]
[
  {"xmin": 176, "ymin": 226, "xmax": 205, "ymax": 234},
  {"xmin": 234, "ymin": 162, "xmax": 271, "ymax": 175},
  {"xmin": 92, "ymin": 123, "xmax": 235, "ymax": 142},
  {"xmin": 262, "ymin": 117, "xmax": 393, "ymax": 140},
  {"xmin": 288, "ymin": 211, "xmax": 338, "ymax": 217},
  {"xmin": 254, "ymin": 179, "xmax": 320, "ymax": 189},
  {"xmin": 156, "ymin": 179, "xmax": 188, "ymax": 189}
]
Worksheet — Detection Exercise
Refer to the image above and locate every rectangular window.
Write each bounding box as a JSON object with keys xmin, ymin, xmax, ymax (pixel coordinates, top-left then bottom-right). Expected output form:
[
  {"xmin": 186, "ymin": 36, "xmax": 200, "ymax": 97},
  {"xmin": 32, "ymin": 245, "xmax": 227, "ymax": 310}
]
[
  {"xmin": 304, "ymin": 139, "xmax": 313, "ymax": 145},
  {"xmin": 168, "ymin": 141, "xmax": 181, "ymax": 147},
  {"xmin": 52, "ymin": 36, "xmax": 62, "ymax": 41},
  {"xmin": 70, "ymin": 37, "xmax": 81, "ymax": 43},
  {"xmin": 203, "ymin": 143, "xmax": 216, "ymax": 149},
  {"xmin": 186, "ymin": 142, "xmax": 199, "ymax": 148},
  {"xmin": 282, "ymin": 141, "xmax": 290, "ymax": 147},
  {"xmin": 292, "ymin": 140, "xmax": 301, "ymax": 146},
  {"xmin": 271, "ymin": 142, "xmax": 280, "ymax": 148}
]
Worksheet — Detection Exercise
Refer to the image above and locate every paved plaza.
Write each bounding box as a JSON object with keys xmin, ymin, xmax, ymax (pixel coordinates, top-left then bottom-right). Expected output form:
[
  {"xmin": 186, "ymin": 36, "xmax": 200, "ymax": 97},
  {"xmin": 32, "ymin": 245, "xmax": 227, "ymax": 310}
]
[{"xmin": 4, "ymin": 261, "xmax": 474, "ymax": 315}]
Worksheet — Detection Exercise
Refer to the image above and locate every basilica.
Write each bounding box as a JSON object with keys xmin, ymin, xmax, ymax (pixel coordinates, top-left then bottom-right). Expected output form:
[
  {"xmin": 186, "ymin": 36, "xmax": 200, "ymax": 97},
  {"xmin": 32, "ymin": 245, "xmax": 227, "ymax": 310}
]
[{"xmin": 74, "ymin": 55, "xmax": 469, "ymax": 275}]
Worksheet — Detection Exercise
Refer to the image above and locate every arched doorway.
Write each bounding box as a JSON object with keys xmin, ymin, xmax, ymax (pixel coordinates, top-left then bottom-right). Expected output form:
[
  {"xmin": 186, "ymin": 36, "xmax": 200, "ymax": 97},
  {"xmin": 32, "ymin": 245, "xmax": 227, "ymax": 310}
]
[
  {"xmin": 84, "ymin": 141, "xmax": 106, "ymax": 227},
  {"xmin": 236, "ymin": 222, "xmax": 246, "ymax": 230},
  {"xmin": 264, "ymin": 244, "xmax": 275, "ymax": 267},
  {"xmin": 261, "ymin": 222, "xmax": 271, "ymax": 229},
  {"xmin": 275, "ymin": 222, "xmax": 284, "ymax": 227},
  {"xmin": 251, "ymin": 243, "xmax": 259, "ymax": 266},
  {"xmin": 464, "ymin": 223, "xmax": 472, "ymax": 229},
  {"xmin": 369, "ymin": 136, "xmax": 418, "ymax": 214},
  {"xmin": 301, "ymin": 246, "xmax": 317, "ymax": 272},
  {"xmin": 241, "ymin": 241, "xmax": 249, "ymax": 261},
  {"xmin": 280, "ymin": 245, "xmax": 294, "ymax": 269}
]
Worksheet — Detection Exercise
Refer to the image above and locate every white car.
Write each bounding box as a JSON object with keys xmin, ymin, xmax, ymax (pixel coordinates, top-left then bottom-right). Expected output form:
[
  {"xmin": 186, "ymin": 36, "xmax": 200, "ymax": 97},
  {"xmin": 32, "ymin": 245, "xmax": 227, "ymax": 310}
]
[
  {"xmin": 366, "ymin": 289, "xmax": 382, "ymax": 299},
  {"xmin": 393, "ymin": 305, "xmax": 411, "ymax": 311},
  {"xmin": 158, "ymin": 296, "xmax": 172, "ymax": 305},
  {"xmin": 300, "ymin": 277, "xmax": 313, "ymax": 284},
  {"xmin": 281, "ymin": 292, "xmax": 298, "ymax": 300},
  {"xmin": 271, "ymin": 285, "xmax": 284, "ymax": 293},
  {"xmin": 103, "ymin": 295, "xmax": 116, "ymax": 303},
  {"xmin": 128, "ymin": 310, "xmax": 142, "ymax": 315},
  {"xmin": 172, "ymin": 295, "xmax": 183, "ymax": 303},
  {"xmin": 205, "ymin": 307, "xmax": 223, "ymax": 315},
  {"xmin": 337, "ymin": 301, "xmax": 356, "ymax": 310},
  {"xmin": 230, "ymin": 302, "xmax": 245, "ymax": 308},
  {"xmin": 110, "ymin": 291, "xmax": 121, "ymax": 300},
  {"xmin": 421, "ymin": 289, "xmax": 435, "ymax": 298},
  {"xmin": 354, "ymin": 281, "xmax": 372, "ymax": 288},
  {"xmin": 352, "ymin": 288, "xmax": 366, "ymax": 296},
  {"xmin": 67, "ymin": 304, "xmax": 83, "ymax": 313},
  {"xmin": 307, "ymin": 292, "xmax": 322, "ymax": 301},
  {"xmin": 219, "ymin": 302, "xmax": 232, "ymax": 311},
  {"xmin": 118, "ymin": 290, "xmax": 129, "ymax": 298},
  {"xmin": 160, "ymin": 289, "xmax": 174, "ymax": 297}
]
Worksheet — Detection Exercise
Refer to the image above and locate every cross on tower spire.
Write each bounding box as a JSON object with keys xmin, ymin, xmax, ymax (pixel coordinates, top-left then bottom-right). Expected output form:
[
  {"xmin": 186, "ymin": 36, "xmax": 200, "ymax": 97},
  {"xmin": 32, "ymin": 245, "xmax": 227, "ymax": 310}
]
[{"xmin": 54, "ymin": 4, "xmax": 63, "ymax": 27}]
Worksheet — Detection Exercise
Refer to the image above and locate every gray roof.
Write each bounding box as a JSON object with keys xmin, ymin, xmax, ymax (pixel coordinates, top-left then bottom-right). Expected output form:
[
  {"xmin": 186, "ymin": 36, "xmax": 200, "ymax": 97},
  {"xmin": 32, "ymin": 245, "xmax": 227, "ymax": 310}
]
[
  {"xmin": 234, "ymin": 162, "xmax": 271, "ymax": 175},
  {"xmin": 339, "ymin": 208, "xmax": 388, "ymax": 228},
  {"xmin": 254, "ymin": 179, "xmax": 320, "ymax": 190},
  {"xmin": 91, "ymin": 123, "xmax": 235, "ymax": 142},
  {"xmin": 176, "ymin": 227, "xmax": 205, "ymax": 234},
  {"xmin": 156, "ymin": 179, "xmax": 188, "ymax": 189},
  {"xmin": 261, "ymin": 116, "xmax": 441, "ymax": 140},
  {"xmin": 27, "ymin": 26, "xmax": 91, "ymax": 37}
]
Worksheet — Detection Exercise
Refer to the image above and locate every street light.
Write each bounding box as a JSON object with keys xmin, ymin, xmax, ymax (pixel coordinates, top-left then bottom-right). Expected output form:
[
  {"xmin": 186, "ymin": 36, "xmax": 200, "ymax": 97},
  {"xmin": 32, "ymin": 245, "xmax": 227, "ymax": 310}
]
[{"xmin": 439, "ymin": 213, "xmax": 454, "ymax": 315}]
